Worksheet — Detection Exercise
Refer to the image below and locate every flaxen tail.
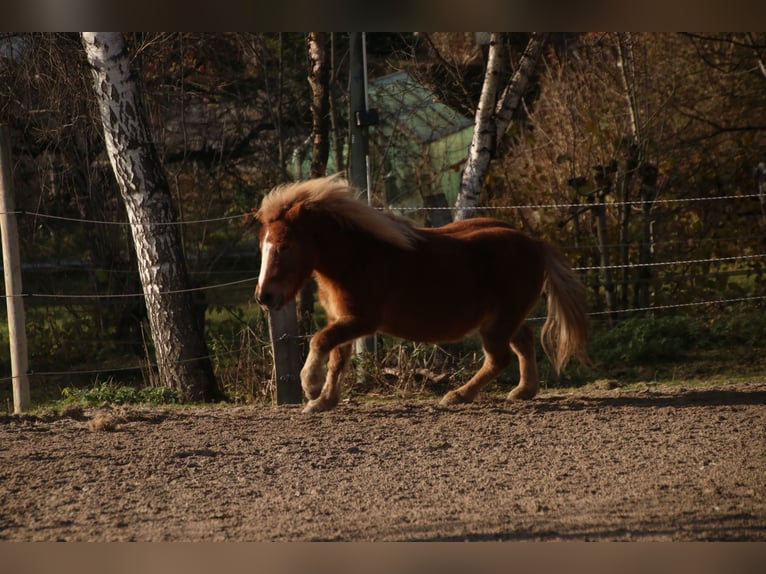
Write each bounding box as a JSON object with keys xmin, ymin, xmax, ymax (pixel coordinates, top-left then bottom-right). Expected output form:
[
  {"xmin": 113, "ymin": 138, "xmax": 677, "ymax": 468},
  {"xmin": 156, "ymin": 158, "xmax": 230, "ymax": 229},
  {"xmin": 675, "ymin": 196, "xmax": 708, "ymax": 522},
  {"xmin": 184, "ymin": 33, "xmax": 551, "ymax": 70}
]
[{"xmin": 540, "ymin": 244, "xmax": 590, "ymax": 374}]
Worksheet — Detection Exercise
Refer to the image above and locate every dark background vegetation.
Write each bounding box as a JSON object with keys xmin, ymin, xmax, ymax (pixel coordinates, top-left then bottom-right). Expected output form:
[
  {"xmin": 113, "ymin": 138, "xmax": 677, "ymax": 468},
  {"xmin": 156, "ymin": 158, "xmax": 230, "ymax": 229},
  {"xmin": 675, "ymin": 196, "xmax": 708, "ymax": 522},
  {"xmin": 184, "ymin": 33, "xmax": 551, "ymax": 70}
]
[{"xmin": 1, "ymin": 32, "xmax": 764, "ymax": 408}]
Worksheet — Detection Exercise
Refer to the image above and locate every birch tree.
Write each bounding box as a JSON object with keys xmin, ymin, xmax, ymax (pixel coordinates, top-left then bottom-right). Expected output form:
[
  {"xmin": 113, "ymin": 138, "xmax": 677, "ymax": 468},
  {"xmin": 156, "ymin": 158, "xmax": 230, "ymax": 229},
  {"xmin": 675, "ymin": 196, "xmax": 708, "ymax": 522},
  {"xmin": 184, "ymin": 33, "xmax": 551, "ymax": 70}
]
[
  {"xmin": 81, "ymin": 32, "xmax": 218, "ymax": 402},
  {"xmin": 455, "ymin": 32, "xmax": 549, "ymax": 220}
]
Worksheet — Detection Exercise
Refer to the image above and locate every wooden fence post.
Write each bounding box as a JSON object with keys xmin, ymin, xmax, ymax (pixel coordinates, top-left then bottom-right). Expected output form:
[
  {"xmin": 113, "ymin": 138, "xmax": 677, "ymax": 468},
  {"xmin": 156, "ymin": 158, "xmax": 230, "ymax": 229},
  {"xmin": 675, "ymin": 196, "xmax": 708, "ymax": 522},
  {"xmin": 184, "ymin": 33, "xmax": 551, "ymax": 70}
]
[
  {"xmin": 0, "ymin": 125, "xmax": 30, "ymax": 413},
  {"xmin": 268, "ymin": 302, "xmax": 303, "ymax": 404}
]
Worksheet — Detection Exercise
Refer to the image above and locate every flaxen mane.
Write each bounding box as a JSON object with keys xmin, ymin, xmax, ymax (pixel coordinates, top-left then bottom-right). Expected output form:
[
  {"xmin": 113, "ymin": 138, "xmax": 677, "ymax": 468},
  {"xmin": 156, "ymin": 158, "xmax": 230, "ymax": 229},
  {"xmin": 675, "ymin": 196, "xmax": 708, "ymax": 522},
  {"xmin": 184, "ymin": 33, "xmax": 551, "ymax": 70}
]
[{"xmin": 257, "ymin": 175, "xmax": 420, "ymax": 250}]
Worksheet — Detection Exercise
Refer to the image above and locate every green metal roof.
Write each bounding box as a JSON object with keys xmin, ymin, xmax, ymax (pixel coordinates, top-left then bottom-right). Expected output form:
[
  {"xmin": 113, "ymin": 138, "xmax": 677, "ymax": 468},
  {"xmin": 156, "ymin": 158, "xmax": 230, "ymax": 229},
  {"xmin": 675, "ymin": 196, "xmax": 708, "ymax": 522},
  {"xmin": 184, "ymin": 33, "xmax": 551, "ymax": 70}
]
[{"xmin": 367, "ymin": 71, "xmax": 474, "ymax": 144}]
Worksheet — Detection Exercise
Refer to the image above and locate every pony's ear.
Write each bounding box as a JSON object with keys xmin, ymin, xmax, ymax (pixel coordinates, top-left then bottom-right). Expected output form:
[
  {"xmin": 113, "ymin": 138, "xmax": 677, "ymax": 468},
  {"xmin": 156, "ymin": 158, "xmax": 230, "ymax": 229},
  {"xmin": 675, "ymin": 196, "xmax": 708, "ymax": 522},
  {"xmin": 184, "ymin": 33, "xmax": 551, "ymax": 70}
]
[{"xmin": 285, "ymin": 201, "xmax": 312, "ymax": 222}]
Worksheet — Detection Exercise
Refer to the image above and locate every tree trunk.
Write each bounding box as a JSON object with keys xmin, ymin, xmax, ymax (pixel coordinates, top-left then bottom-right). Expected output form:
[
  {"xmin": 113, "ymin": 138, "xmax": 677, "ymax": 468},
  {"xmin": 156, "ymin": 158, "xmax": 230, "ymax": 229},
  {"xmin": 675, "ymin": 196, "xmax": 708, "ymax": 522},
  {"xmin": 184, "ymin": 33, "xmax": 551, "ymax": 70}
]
[
  {"xmin": 494, "ymin": 32, "xmax": 549, "ymax": 142},
  {"xmin": 616, "ymin": 32, "xmax": 658, "ymax": 312},
  {"xmin": 593, "ymin": 164, "xmax": 618, "ymax": 324},
  {"xmin": 81, "ymin": 32, "xmax": 218, "ymax": 402},
  {"xmin": 455, "ymin": 32, "xmax": 548, "ymax": 220},
  {"xmin": 454, "ymin": 32, "xmax": 505, "ymax": 221},
  {"xmin": 328, "ymin": 33, "xmax": 345, "ymax": 175},
  {"xmin": 618, "ymin": 143, "xmax": 639, "ymax": 309},
  {"xmin": 299, "ymin": 32, "xmax": 331, "ymax": 359},
  {"xmin": 307, "ymin": 32, "xmax": 330, "ymax": 179},
  {"xmin": 615, "ymin": 33, "xmax": 642, "ymax": 148},
  {"xmin": 636, "ymin": 164, "xmax": 659, "ymax": 309},
  {"xmin": 615, "ymin": 34, "xmax": 640, "ymax": 310},
  {"xmin": 756, "ymin": 162, "xmax": 766, "ymax": 227}
]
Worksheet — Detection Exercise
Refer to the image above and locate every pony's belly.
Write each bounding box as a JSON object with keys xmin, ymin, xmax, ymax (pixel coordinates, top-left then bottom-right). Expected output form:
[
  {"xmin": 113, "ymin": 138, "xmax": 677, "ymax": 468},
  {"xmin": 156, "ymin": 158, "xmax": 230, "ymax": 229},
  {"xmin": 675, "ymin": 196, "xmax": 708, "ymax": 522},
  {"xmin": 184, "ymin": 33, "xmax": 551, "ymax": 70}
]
[
  {"xmin": 378, "ymin": 311, "xmax": 483, "ymax": 344},
  {"xmin": 374, "ymin": 279, "xmax": 492, "ymax": 343}
]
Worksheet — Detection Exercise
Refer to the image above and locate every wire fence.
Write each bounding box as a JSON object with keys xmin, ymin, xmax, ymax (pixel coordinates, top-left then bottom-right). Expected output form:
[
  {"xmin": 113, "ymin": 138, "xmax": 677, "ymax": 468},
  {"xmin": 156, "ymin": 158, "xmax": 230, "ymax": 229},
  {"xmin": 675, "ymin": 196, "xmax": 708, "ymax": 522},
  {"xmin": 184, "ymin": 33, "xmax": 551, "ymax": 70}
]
[
  {"xmin": 4, "ymin": 189, "xmax": 765, "ymax": 298},
  {"xmin": 4, "ymin": 189, "xmax": 764, "ymax": 224},
  {"xmin": 1, "ymin": 190, "xmax": 764, "ymax": 388}
]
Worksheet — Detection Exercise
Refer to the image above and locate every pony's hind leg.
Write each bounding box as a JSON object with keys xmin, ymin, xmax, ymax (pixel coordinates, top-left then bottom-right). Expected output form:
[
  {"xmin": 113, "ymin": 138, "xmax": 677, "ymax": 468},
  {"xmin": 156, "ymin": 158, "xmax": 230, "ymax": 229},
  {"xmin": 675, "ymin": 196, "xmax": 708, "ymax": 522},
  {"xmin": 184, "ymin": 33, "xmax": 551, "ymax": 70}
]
[
  {"xmin": 506, "ymin": 323, "xmax": 539, "ymax": 400},
  {"xmin": 303, "ymin": 343, "xmax": 352, "ymax": 413},
  {"xmin": 440, "ymin": 322, "xmax": 513, "ymax": 406}
]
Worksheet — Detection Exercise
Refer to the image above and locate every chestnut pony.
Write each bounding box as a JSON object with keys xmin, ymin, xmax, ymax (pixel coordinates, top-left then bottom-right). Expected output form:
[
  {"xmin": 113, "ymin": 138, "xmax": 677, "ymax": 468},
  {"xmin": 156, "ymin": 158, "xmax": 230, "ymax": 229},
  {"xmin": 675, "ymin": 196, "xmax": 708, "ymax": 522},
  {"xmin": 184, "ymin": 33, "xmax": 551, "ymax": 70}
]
[{"xmin": 255, "ymin": 176, "xmax": 589, "ymax": 413}]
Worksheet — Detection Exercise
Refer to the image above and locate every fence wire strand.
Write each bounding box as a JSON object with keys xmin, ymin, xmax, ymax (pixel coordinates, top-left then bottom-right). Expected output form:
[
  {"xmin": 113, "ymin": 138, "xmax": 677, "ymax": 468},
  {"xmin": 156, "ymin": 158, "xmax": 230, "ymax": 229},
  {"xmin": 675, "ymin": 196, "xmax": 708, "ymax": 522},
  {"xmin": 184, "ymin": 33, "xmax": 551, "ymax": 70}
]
[
  {"xmin": 3, "ymin": 253, "xmax": 762, "ymax": 301},
  {"xmin": 4, "ymin": 190, "xmax": 764, "ymax": 226},
  {"xmin": 573, "ymin": 253, "xmax": 766, "ymax": 272},
  {"xmin": 16, "ymin": 210, "xmax": 249, "ymax": 226}
]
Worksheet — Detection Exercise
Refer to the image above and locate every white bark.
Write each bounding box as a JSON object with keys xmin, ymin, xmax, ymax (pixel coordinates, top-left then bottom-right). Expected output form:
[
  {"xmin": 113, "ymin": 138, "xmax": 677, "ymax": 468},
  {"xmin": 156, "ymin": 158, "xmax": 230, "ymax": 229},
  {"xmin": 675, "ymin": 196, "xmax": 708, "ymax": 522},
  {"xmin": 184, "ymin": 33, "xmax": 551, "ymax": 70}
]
[
  {"xmin": 455, "ymin": 32, "xmax": 549, "ymax": 220},
  {"xmin": 455, "ymin": 32, "xmax": 505, "ymax": 221},
  {"xmin": 615, "ymin": 32, "xmax": 641, "ymax": 146},
  {"xmin": 81, "ymin": 32, "xmax": 217, "ymax": 401}
]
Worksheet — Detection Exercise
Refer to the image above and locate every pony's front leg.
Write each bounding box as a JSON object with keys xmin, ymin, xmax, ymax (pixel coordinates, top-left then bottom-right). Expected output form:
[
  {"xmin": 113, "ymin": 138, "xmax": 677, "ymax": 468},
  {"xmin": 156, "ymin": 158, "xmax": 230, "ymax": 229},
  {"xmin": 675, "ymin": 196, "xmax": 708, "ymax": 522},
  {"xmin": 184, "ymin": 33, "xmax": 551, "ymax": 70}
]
[
  {"xmin": 300, "ymin": 346, "xmax": 326, "ymax": 401},
  {"xmin": 303, "ymin": 343, "xmax": 353, "ymax": 413},
  {"xmin": 300, "ymin": 317, "xmax": 372, "ymax": 413}
]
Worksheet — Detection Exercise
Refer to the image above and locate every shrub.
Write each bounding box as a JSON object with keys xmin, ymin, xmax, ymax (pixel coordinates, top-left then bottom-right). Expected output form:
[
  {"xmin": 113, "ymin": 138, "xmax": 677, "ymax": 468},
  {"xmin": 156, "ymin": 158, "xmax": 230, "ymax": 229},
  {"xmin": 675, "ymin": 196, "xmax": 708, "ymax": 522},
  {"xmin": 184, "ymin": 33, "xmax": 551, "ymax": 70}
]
[
  {"xmin": 62, "ymin": 380, "xmax": 180, "ymax": 406},
  {"xmin": 590, "ymin": 315, "xmax": 704, "ymax": 364}
]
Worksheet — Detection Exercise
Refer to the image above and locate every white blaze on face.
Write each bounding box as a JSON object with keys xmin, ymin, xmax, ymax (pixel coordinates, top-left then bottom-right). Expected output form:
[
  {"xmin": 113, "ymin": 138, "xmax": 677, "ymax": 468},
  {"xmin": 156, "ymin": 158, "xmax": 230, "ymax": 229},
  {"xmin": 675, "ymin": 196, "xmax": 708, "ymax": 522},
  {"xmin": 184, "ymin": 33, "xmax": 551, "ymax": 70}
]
[{"xmin": 257, "ymin": 230, "xmax": 275, "ymax": 290}]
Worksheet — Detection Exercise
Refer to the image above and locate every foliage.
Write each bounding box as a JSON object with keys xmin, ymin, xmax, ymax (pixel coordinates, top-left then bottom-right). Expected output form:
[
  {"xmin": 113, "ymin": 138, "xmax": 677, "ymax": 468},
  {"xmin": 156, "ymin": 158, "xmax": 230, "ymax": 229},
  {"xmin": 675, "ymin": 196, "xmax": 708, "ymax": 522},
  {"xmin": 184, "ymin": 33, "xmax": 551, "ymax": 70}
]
[
  {"xmin": 61, "ymin": 380, "xmax": 179, "ymax": 406},
  {"xmin": 590, "ymin": 315, "xmax": 703, "ymax": 363},
  {"xmin": 585, "ymin": 309, "xmax": 766, "ymax": 383},
  {"xmin": 707, "ymin": 310, "xmax": 766, "ymax": 348},
  {"xmin": 488, "ymin": 33, "xmax": 766, "ymax": 314}
]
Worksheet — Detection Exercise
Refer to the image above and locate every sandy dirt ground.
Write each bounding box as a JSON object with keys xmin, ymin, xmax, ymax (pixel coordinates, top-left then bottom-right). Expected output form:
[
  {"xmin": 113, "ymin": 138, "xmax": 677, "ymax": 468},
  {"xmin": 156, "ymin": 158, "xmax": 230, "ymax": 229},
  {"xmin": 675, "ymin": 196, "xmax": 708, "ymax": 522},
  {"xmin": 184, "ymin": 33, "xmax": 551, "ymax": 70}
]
[{"xmin": 1, "ymin": 381, "xmax": 764, "ymax": 541}]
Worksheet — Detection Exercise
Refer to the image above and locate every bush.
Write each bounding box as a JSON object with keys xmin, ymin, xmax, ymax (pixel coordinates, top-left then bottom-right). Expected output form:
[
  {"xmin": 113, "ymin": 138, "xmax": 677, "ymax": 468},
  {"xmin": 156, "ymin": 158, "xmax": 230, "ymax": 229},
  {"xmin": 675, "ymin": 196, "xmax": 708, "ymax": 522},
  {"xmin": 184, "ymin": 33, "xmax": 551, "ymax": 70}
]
[
  {"xmin": 61, "ymin": 380, "xmax": 180, "ymax": 406},
  {"xmin": 590, "ymin": 315, "xmax": 705, "ymax": 364},
  {"xmin": 709, "ymin": 312, "xmax": 766, "ymax": 348}
]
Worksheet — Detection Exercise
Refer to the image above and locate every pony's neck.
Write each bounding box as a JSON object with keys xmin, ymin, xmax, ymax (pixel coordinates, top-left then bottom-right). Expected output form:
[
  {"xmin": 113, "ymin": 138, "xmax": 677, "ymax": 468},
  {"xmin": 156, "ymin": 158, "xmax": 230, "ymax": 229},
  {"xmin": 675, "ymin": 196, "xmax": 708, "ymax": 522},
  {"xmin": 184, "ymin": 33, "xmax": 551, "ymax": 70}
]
[{"xmin": 308, "ymin": 214, "xmax": 375, "ymax": 282}]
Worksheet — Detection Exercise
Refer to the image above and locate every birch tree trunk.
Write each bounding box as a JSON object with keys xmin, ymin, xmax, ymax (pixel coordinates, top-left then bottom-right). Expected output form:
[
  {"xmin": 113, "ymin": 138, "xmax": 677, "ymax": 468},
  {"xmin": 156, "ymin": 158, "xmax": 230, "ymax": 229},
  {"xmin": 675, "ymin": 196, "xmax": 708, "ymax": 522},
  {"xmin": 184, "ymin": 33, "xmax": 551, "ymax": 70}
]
[
  {"xmin": 615, "ymin": 34, "xmax": 640, "ymax": 309},
  {"xmin": 454, "ymin": 33, "xmax": 505, "ymax": 221},
  {"xmin": 494, "ymin": 32, "xmax": 549, "ymax": 142},
  {"xmin": 615, "ymin": 32, "xmax": 658, "ymax": 310},
  {"xmin": 455, "ymin": 33, "xmax": 548, "ymax": 220},
  {"xmin": 81, "ymin": 32, "xmax": 218, "ymax": 402}
]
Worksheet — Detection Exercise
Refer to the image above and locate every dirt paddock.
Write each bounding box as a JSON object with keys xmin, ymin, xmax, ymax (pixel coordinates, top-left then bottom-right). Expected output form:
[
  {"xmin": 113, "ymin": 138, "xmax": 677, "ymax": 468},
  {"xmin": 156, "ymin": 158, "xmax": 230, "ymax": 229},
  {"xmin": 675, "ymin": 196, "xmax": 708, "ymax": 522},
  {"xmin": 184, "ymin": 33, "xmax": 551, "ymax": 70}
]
[{"xmin": 1, "ymin": 382, "xmax": 764, "ymax": 541}]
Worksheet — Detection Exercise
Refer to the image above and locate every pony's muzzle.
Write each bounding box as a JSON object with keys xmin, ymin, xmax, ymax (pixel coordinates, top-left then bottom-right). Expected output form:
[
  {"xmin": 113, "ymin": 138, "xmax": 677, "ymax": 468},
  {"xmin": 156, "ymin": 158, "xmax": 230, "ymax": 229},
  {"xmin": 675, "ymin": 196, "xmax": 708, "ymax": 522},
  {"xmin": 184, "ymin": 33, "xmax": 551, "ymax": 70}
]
[{"xmin": 255, "ymin": 287, "xmax": 284, "ymax": 310}]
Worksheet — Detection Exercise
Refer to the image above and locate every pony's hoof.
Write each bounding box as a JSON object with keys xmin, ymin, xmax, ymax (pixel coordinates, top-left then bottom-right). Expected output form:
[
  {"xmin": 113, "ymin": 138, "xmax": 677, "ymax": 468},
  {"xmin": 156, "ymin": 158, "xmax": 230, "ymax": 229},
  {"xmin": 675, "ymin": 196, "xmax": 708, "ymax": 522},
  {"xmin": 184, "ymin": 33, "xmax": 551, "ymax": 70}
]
[
  {"xmin": 302, "ymin": 398, "xmax": 335, "ymax": 413},
  {"xmin": 506, "ymin": 386, "xmax": 538, "ymax": 401},
  {"xmin": 300, "ymin": 378, "xmax": 324, "ymax": 401},
  {"xmin": 439, "ymin": 391, "xmax": 469, "ymax": 406}
]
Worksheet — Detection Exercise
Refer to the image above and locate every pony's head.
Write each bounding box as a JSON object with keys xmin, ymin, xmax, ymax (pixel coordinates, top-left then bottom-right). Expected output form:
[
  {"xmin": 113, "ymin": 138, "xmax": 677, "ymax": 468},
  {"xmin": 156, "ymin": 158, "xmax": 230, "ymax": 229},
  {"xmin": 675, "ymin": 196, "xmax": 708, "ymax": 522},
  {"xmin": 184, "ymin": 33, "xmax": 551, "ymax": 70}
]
[
  {"xmin": 254, "ymin": 175, "xmax": 419, "ymax": 310},
  {"xmin": 254, "ymin": 203, "xmax": 317, "ymax": 311},
  {"xmin": 254, "ymin": 177, "xmax": 350, "ymax": 310}
]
